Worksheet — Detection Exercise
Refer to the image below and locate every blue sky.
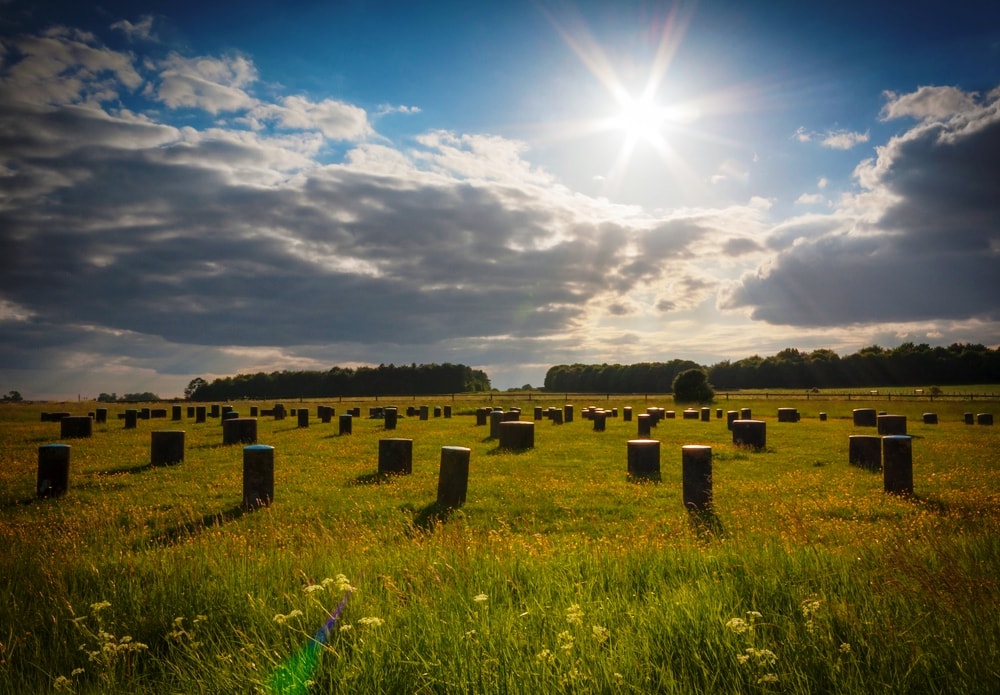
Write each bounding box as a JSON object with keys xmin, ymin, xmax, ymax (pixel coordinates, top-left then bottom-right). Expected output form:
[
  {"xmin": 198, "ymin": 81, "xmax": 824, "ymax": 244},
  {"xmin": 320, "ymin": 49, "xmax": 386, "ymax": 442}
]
[{"xmin": 1, "ymin": 0, "xmax": 998, "ymax": 398}]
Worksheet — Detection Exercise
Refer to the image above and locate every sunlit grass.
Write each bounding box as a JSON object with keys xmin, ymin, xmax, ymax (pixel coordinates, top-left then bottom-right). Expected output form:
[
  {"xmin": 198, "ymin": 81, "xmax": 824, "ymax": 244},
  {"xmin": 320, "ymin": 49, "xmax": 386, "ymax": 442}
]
[{"xmin": 1, "ymin": 397, "xmax": 999, "ymax": 693}]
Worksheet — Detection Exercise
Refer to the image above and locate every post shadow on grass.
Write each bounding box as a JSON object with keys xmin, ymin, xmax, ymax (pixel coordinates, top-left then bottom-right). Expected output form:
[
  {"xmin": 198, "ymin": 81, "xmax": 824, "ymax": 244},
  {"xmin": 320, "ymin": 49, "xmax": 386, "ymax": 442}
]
[
  {"xmin": 410, "ymin": 500, "xmax": 459, "ymax": 533},
  {"xmin": 97, "ymin": 462, "xmax": 154, "ymax": 475},
  {"xmin": 139, "ymin": 504, "xmax": 247, "ymax": 549},
  {"xmin": 687, "ymin": 506, "xmax": 724, "ymax": 538}
]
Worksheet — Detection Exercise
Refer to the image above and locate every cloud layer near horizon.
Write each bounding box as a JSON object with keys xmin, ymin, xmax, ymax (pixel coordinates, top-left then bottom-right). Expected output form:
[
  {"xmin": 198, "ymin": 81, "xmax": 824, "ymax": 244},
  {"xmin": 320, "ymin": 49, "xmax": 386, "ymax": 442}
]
[{"xmin": 1, "ymin": 25, "xmax": 998, "ymax": 396}]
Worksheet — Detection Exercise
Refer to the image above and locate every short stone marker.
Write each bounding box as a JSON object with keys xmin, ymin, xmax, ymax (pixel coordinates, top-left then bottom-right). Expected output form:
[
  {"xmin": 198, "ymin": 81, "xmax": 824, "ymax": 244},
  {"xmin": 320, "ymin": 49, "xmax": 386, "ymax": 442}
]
[
  {"xmin": 378, "ymin": 438, "xmax": 413, "ymax": 475},
  {"xmin": 172, "ymin": 405, "xmax": 182, "ymax": 421},
  {"xmin": 499, "ymin": 421, "xmax": 534, "ymax": 450},
  {"xmin": 977, "ymin": 413, "xmax": 994, "ymax": 426},
  {"xmin": 196, "ymin": 406, "xmax": 206, "ymax": 423},
  {"xmin": 853, "ymin": 408, "xmax": 877, "ymax": 427},
  {"xmin": 37, "ymin": 444, "xmax": 70, "ymax": 498},
  {"xmin": 384, "ymin": 407, "xmax": 398, "ymax": 430},
  {"xmin": 732, "ymin": 420, "xmax": 766, "ymax": 450},
  {"xmin": 623, "ymin": 406, "xmax": 633, "ymax": 422},
  {"xmin": 210, "ymin": 404, "xmax": 220, "ymax": 418},
  {"xmin": 682, "ymin": 408, "xmax": 699, "ymax": 420},
  {"xmin": 297, "ymin": 409, "xmax": 309, "ymax": 428},
  {"xmin": 726, "ymin": 411, "xmax": 738, "ymax": 430},
  {"xmin": 95, "ymin": 408, "xmax": 108, "ymax": 424},
  {"xmin": 819, "ymin": 412, "xmax": 827, "ymax": 421},
  {"xmin": 682, "ymin": 445, "xmax": 712, "ymax": 511},
  {"xmin": 877, "ymin": 414, "xmax": 907, "ymax": 435},
  {"xmin": 740, "ymin": 407, "xmax": 752, "ymax": 420},
  {"xmin": 339, "ymin": 413, "xmax": 352, "ymax": 435},
  {"xmin": 444, "ymin": 405, "xmax": 452, "ymax": 419},
  {"xmin": 882, "ymin": 435, "xmax": 913, "ymax": 495},
  {"xmin": 187, "ymin": 406, "xmax": 195, "ymax": 418},
  {"xmin": 715, "ymin": 408, "xmax": 723, "ymax": 419},
  {"xmin": 637, "ymin": 413, "xmax": 652, "ymax": 438},
  {"xmin": 777, "ymin": 408, "xmax": 800, "ymax": 423},
  {"xmin": 151, "ymin": 408, "xmax": 167, "ymax": 419},
  {"xmin": 223, "ymin": 418, "xmax": 258, "ymax": 445},
  {"xmin": 627, "ymin": 439, "xmax": 660, "ymax": 481},
  {"xmin": 124, "ymin": 409, "xmax": 138, "ymax": 429},
  {"xmin": 564, "ymin": 405, "xmax": 574, "ymax": 423},
  {"xmin": 151, "ymin": 430, "xmax": 185, "ymax": 466},
  {"xmin": 420, "ymin": 405, "xmax": 429, "ymax": 421},
  {"xmin": 534, "ymin": 406, "xmax": 543, "ymax": 420},
  {"xmin": 700, "ymin": 407, "xmax": 711, "ymax": 422},
  {"xmin": 964, "ymin": 412, "xmax": 974, "ymax": 425},
  {"xmin": 140, "ymin": 408, "xmax": 150, "ymax": 420},
  {"xmin": 922, "ymin": 413, "xmax": 938, "ymax": 425},
  {"xmin": 243, "ymin": 445, "xmax": 274, "ymax": 509},
  {"xmin": 489, "ymin": 410, "xmax": 505, "ymax": 438},
  {"xmin": 60, "ymin": 415, "xmax": 92, "ymax": 439},
  {"xmin": 550, "ymin": 408, "xmax": 563, "ymax": 425},
  {"xmin": 848, "ymin": 435, "xmax": 881, "ymax": 472},
  {"xmin": 437, "ymin": 446, "xmax": 471, "ymax": 508},
  {"xmin": 221, "ymin": 410, "xmax": 239, "ymax": 424},
  {"xmin": 476, "ymin": 407, "xmax": 489, "ymax": 426},
  {"xmin": 592, "ymin": 410, "xmax": 607, "ymax": 432}
]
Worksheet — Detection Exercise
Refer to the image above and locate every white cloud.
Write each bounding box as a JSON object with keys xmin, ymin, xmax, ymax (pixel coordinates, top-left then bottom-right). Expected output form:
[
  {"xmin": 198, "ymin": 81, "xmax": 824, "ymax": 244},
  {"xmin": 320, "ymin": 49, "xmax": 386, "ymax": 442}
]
[
  {"xmin": 110, "ymin": 16, "xmax": 157, "ymax": 42},
  {"xmin": 156, "ymin": 52, "xmax": 257, "ymax": 113},
  {"xmin": 376, "ymin": 103, "xmax": 421, "ymax": 117},
  {"xmin": 252, "ymin": 95, "xmax": 372, "ymax": 140},
  {"xmin": 795, "ymin": 127, "xmax": 870, "ymax": 150},
  {"xmin": 820, "ymin": 129, "xmax": 869, "ymax": 150},
  {"xmin": 881, "ymin": 85, "xmax": 978, "ymax": 121},
  {"xmin": 0, "ymin": 28, "xmax": 142, "ymax": 106},
  {"xmin": 794, "ymin": 193, "xmax": 825, "ymax": 205}
]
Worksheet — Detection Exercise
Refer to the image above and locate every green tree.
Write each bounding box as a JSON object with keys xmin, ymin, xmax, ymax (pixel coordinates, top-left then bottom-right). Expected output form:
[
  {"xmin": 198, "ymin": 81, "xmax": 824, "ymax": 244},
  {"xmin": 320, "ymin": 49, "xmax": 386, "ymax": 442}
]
[
  {"xmin": 184, "ymin": 378, "xmax": 208, "ymax": 400},
  {"xmin": 2, "ymin": 390, "xmax": 23, "ymax": 402},
  {"xmin": 672, "ymin": 368, "xmax": 715, "ymax": 404}
]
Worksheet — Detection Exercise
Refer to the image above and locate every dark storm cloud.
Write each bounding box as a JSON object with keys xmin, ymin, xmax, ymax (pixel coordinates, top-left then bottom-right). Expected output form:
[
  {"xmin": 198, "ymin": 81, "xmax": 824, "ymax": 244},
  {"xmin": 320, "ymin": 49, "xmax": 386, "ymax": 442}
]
[
  {"xmin": 721, "ymin": 86, "xmax": 1000, "ymax": 326},
  {"xmin": 0, "ymin": 33, "xmax": 648, "ymax": 361}
]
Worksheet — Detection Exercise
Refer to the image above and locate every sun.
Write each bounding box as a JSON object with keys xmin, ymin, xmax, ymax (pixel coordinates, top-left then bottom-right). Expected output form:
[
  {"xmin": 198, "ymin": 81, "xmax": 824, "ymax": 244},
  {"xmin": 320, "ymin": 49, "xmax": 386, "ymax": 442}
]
[{"xmin": 611, "ymin": 93, "xmax": 669, "ymax": 146}]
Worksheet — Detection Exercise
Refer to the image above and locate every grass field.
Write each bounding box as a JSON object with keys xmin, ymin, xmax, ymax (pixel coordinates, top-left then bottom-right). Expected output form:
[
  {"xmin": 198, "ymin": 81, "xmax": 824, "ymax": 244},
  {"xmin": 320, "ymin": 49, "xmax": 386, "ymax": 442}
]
[{"xmin": 1, "ymin": 396, "xmax": 999, "ymax": 693}]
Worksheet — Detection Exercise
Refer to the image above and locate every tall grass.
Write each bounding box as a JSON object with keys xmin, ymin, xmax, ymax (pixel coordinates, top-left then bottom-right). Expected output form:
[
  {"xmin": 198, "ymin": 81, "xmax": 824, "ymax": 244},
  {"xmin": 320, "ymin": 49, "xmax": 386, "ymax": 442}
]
[{"xmin": 1, "ymin": 397, "xmax": 999, "ymax": 693}]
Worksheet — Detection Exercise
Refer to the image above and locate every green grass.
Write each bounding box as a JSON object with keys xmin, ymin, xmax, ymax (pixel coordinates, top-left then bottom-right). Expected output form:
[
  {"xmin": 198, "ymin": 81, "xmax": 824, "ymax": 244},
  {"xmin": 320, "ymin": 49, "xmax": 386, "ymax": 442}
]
[{"xmin": 1, "ymin": 397, "xmax": 999, "ymax": 693}]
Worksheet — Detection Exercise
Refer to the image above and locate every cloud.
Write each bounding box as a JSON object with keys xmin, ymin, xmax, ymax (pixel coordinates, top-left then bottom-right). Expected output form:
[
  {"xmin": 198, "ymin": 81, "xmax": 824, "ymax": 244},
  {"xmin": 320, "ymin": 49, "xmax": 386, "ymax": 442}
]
[
  {"xmin": 794, "ymin": 126, "xmax": 869, "ymax": 149},
  {"xmin": 110, "ymin": 16, "xmax": 157, "ymax": 42},
  {"xmin": 156, "ymin": 52, "xmax": 257, "ymax": 113},
  {"xmin": 721, "ymin": 85, "xmax": 1000, "ymax": 326},
  {"xmin": 821, "ymin": 129, "xmax": 869, "ymax": 150},
  {"xmin": 794, "ymin": 193, "xmax": 825, "ymax": 205},
  {"xmin": 252, "ymin": 95, "xmax": 371, "ymax": 140},
  {"xmin": 0, "ymin": 27, "xmax": 143, "ymax": 106},
  {"xmin": 881, "ymin": 85, "xmax": 979, "ymax": 121},
  {"xmin": 376, "ymin": 103, "xmax": 421, "ymax": 117}
]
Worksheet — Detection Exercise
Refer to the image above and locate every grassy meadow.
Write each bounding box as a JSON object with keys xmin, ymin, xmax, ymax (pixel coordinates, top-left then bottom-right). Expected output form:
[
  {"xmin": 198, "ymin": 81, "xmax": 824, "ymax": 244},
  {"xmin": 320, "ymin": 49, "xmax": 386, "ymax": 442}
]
[{"xmin": 1, "ymin": 395, "xmax": 999, "ymax": 693}]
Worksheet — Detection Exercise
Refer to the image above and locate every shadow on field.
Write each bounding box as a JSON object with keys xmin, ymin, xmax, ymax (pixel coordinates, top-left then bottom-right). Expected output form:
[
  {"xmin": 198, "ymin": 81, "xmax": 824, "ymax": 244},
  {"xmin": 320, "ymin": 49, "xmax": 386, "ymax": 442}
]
[
  {"xmin": 98, "ymin": 463, "xmax": 153, "ymax": 475},
  {"xmin": 351, "ymin": 471, "xmax": 395, "ymax": 486},
  {"xmin": 687, "ymin": 507, "xmax": 725, "ymax": 539},
  {"xmin": 485, "ymin": 446, "xmax": 533, "ymax": 456},
  {"xmin": 407, "ymin": 501, "xmax": 460, "ymax": 534},
  {"xmin": 139, "ymin": 503, "xmax": 248, "ymax": 549}
]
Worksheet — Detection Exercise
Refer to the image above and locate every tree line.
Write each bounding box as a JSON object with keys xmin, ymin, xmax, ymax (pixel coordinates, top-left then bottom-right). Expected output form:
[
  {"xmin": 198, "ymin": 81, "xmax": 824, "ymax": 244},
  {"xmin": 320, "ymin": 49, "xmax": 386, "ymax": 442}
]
[
  {"xmin": 544, "ymin": 343, "xmax": 1000, "ymax": 393},
  {"xmin": 186, "ymin": 363, "xmax": 491, "ymax": 401}
]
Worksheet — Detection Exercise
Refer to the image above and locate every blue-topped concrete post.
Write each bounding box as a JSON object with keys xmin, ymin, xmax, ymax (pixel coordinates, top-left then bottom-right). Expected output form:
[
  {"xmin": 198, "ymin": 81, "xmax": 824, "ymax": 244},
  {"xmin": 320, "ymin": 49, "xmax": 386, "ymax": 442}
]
[{"xmin": 243, "ymin": 445, "xmax": 274, "ymax": 509}]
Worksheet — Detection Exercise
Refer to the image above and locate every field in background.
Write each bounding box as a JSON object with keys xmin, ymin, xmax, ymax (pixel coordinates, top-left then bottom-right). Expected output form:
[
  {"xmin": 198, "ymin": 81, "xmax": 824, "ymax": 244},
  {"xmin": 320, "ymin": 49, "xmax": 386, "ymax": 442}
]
[{"xmin": 1, "ymin": 394, "xmax": 999, "ymax": 693}]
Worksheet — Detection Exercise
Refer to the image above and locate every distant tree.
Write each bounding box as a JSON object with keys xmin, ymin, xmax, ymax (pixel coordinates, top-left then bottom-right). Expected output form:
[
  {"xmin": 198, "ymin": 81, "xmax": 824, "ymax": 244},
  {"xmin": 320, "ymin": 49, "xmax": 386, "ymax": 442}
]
[
  {"xmin": 2, "ymin": 390, "xmax": 23, "ymax": 402},
  {"xmin": 184, "ymin": 378, "xmax": 208, "ymax": 400},
  {"xmin": 96, "ymin": 392, "xmax": 118, "ymax": 403},
  {"xmin": 672, "ymin": 369, "xmax": 715, "ymax": 404},
  {"xmin": 121, "ymin": 392, "xmax": 160, "ymax": 402}
]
